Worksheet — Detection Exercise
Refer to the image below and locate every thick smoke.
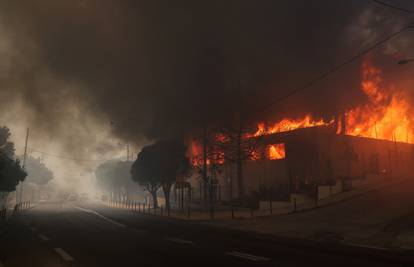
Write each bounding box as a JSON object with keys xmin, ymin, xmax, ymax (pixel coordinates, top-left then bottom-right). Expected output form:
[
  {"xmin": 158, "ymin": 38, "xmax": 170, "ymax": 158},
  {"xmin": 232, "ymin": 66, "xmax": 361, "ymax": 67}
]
[{"xmin": 1, "ymin": 0, "xmax": 414, "ymax": 150}]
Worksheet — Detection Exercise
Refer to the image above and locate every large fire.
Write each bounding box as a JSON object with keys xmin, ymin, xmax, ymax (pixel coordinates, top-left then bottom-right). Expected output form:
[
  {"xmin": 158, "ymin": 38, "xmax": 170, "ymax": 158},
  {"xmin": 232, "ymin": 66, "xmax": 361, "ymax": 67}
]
[
  {"xmin": 254, "ymin": 115, "xmax": 329, "ymax": 137},
  {"xmin": 190, "ymin": 134, "xmax": 225, "ymax": 166},
  {"xmin": 345, "ymin": 59, "xmax": 413, "ymax": 142},
  {"xmin": 190, "ymin": 57, "xmax": 414, "ymax": 166},
  {"xmin": 254, "ymin": 58, "xmax": 414, "ymax": 144}
]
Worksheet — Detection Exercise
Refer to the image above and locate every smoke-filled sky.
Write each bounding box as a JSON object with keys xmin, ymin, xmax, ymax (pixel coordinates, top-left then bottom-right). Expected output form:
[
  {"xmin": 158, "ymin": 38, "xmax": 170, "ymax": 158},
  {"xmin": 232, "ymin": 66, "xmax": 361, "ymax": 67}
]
[{"xmin": 1, "ymin": 0, "xmax": 414, "ymax": 191}]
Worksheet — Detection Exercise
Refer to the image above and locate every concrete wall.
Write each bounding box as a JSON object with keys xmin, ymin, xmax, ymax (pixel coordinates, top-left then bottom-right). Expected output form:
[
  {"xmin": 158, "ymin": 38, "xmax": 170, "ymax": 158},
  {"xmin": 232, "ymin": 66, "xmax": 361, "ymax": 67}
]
[
  {"xmin": 243, "ymin": 159, "xmax": 289, "ymax": 194},
  {"xmin": 316, "ymin": 133, "xmax": 414, "ymax": 180},
  {"xmin": 317, "ymin": 181, "xmax": 343, "ymax": 200},
  {"xmin": 290, "ymin": 193, "xmax": 314, "ymax": 204},
  {"xmin": 259, "ymin": 200, "xmax": 291, "ymax": 210}
]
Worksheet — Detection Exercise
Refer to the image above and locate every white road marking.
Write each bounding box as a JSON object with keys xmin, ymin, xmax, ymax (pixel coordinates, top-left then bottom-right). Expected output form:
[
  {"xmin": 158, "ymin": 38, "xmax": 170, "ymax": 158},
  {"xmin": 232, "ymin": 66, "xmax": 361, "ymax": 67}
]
[
  {"xmin": 54, "ymin": 248, "xmax": 74, "ymax": 262},
  {"xmin": 226, "ymin": 251, "xmax": 271, "ymax": 262},
  {"xmin": 37, "ymin": 233, "xmax": 51, "ymax": 241},
  {"xmin": 346, "ymin": 243, "xmax": 387, "ymax": 250},
  {"xmin": 165, "ymin": 237, "xmax": 194, "ymax": 245},
  {"xmin": 75, "ymin": 207, "xmax": 126, "ymax": 228}
]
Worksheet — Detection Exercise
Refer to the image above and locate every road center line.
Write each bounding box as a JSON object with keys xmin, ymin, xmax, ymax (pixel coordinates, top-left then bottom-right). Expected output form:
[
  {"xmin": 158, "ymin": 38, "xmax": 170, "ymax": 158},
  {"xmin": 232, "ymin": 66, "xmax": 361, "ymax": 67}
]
[
  {"xmin": 165, "ymin": 237, "xmax": 194, "ymax": 245},
  {"xmin": 37, "ymin": 233, "xmax": 51, "ymax": 241},
  {"xmin": 54, "ymin": 248, "xmax": 74, "ymax": 262},
  {"xmin": 226, "ymin": 251, "xmax": 270, "ymax": 262},
  {"xmin": 346, "ymin": 243, "xmax": 387, "ymax": 250},
  {"xmin": 75, "ymin": 207, "xmax": 126, "ymax": 228}
]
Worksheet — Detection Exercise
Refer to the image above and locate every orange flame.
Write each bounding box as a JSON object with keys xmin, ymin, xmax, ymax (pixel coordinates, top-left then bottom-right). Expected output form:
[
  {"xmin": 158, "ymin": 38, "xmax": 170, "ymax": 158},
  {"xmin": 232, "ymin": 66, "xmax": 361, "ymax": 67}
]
[
  {"xmin": 190, "ymin": 57, "xmax": 413, "ymax": 166},
  {"xmin": 189, "ymin": 134, "xmax": 225, "ymax": 166},
  {"xmin": 268, "ymin": 144, "xmax": 285, "ymax": 160},
  {"xmin": 254, "ymin": 57, "xmax": 414, "ymax": 144},
  {"xmin": 346, "ymin": 58, "xmax": 413, "ymax": 143},
  {"xmin": 254, "ymin": 115, "xmax": 330, "ymax": 136}
]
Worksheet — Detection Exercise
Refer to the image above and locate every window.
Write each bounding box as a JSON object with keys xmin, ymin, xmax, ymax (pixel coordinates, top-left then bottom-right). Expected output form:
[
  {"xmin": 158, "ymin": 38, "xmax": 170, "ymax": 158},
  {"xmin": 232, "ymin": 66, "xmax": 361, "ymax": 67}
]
[{"xmin": 267, "ymin": 143, "xmax": 285, "ymax": 160}]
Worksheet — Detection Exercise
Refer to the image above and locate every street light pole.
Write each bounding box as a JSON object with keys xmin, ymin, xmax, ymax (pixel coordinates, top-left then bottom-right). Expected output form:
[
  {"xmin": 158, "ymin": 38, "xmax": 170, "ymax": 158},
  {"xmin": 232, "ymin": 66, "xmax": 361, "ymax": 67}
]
[
  {"xmin": 19, "ymin": 128, "xmax": 30, "ymax": 204},
  {"xmin": 110, "ymin": 121, "xmax": 133, "ymax": 162}
]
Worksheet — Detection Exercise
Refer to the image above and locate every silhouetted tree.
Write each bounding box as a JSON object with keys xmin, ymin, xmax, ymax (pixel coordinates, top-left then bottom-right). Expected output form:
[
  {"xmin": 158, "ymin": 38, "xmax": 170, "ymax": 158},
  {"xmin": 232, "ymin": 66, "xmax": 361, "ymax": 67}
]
[
  {"xmin": 131, "ymin": 145, "xmax": 161, "ymax": 208},
  {"xmin": 215, "ymin": 81, "xmax": 260, "ymax": 201},
  {"xmin": 194, "ymin": 78, "xmax": 258, "ymax": 203},
  {"xmin": 0, "ymin": 155, "xmax": 26, "ymax": 193},
  {"xmin": 131, "ymin": 140, "xmax": 191, "ymax": 210},
  {"xmin": 95, "ymin": 160, "xmax": 134, "ymax": 201},
  {"xmin": 216, "ymin": 122, "xmax": 258, "ymax": 200},
  {"xmin": 156, "ymin": 140, "xmax": 191, "ymax": 212},
  {"xmin": 193, "ymin": 45, "xmax": 227, "ymax": 207},
  {"xmin": 0, "ymin": 127, "xmax": 15, "ymax": 158},
  {"xmin": 191, "ymin": 128, "xmax": 224, "ymax": 207},
  {"xmin": 0, "ymin": 126, "xmax": 26, "ymax": 194}
]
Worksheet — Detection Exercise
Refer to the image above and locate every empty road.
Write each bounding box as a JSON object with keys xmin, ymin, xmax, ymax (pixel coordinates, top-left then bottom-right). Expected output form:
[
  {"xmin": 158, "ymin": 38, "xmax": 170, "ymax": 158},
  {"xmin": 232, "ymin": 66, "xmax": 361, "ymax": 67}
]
[{"xmin": 0, "ymin": 202, "xmax": 413, "ymax": 267}]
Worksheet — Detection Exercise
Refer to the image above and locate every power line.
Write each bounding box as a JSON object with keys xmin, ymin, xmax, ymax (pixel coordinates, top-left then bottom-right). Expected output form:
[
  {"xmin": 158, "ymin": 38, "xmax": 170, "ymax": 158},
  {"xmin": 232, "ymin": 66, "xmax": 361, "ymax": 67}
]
[
  {"xmin": 372, "ymin": 0, "xmax": 414, "ymax": 14},
  {"xmin": 251, "ymin": 21, "xmax": 414, "ymax": 119},
  {"xmin": 27, "ymin": 147, "xmax": 116, "ymax": 162}
]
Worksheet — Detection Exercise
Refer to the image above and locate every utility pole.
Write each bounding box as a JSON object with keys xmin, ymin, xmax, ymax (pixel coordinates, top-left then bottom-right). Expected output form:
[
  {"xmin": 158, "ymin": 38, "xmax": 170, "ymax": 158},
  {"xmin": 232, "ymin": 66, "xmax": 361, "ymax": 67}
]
[
  {"xmin": 19, "ymin": 128, "xmax": 30, "ymax": 204},
  {"xmin": 202, "ymin": 122, "xmax": 208, "ymax": 207}
]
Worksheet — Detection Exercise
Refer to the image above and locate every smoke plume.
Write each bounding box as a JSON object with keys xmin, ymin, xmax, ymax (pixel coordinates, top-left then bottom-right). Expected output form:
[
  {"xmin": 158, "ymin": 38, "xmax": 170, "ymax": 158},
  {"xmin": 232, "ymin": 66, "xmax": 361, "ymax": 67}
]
[{"xmin": 0, "ymin": 0, "xmax": 414, "ymax": 190}]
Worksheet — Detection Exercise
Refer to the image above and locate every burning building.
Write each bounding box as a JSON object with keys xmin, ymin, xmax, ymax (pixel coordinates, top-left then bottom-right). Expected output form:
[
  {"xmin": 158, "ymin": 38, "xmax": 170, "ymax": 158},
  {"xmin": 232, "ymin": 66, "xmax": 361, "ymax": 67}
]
[{"xmin": 185, "ymin": 58, "xmax": 414, "ymax": 204}]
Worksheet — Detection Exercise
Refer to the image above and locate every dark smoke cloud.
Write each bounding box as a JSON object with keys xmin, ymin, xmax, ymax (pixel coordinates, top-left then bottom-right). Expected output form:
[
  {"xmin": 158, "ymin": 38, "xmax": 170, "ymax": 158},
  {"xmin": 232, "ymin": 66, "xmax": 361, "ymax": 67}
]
[{"xmin": 1, "ymin": 0, "xmax": 414, "ymax": 146}]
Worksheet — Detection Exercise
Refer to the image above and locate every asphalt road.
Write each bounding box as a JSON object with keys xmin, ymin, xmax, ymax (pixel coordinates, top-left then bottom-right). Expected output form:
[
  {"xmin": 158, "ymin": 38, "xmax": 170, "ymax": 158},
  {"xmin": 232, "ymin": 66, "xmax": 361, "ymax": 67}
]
[{"xmin": 1, "ymin": 202, "xmax": 413, "ymax": 267}]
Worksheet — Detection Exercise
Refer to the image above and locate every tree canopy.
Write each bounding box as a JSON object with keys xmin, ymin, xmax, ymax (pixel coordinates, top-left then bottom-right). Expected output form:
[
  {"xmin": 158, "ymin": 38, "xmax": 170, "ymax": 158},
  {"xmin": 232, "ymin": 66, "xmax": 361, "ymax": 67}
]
[
  {"xmin": 0, "ymin": 127, "xmax": 15, "ymax": 158},
  {"xmin": 131, "ymin": 139, "xmax": 190, "ymax": 210},
  {"xmin": 131, "ymin": 144, "xmax": 162, "ymax": 207},
  {"xmin": 0, "ymin": 155, "xmax": 26, "ymax": 192},
  {"xmin": 0, "ymin": 126, "xmax": 26, "ymax": 192},
  {"xmin": 24, "ymin": 157, "xmax": 54, "ymax": 186}
]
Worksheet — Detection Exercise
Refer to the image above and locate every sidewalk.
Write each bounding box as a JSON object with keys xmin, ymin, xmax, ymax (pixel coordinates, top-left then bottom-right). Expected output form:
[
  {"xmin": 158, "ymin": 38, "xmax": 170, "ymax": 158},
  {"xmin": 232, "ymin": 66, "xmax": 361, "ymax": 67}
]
[
  {"xmin": 99, "ymin": 175, "xmax": 414, "ymax": 250},
  {"xmin": 103, "ymin": 175, "xmax": 403, "ymax": 221},
  {"xmin": 207, "ymin": 175, "xmax": 414, "ymax": 250}
]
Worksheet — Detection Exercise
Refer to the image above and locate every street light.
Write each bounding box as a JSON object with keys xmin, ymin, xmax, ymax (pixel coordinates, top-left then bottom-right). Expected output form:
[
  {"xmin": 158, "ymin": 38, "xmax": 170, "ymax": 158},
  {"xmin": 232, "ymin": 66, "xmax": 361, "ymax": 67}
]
[{"xmin": 109, "ymin": 120, "xmax": 135, "ymax": 161}]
